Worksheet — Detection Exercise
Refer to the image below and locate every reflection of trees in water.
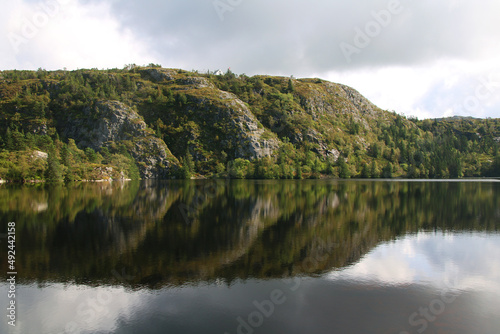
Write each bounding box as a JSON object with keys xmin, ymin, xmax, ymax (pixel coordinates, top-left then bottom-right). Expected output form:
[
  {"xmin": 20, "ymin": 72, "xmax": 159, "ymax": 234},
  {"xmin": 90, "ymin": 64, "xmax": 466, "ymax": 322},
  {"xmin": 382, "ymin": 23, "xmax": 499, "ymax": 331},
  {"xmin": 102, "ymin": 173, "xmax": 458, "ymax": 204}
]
[{"xmin": 0, "ymin": 180, "xmax": 498, "ymax": 286}]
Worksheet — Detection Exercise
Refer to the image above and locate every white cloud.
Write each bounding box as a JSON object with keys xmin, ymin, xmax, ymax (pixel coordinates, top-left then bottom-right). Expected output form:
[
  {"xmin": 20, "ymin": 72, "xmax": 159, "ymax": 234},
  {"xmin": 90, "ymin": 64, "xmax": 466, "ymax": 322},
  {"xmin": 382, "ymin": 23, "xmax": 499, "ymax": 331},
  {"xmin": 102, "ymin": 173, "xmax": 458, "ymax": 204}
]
[
  {"xmin": 1, "ymin": 0, "xmax": 499, "ymax": 119},
  {"xmin": 327, "ymin": 232, "xmax": 500, "ymax": 292},
  {"xmin": 2, "ymin": 0, "xmax": 157, "ymax": 70},
  {"xmin": 0, "ymin": 284, "xmax": 143, "ymax": 334},
  {"xmin": 323, "ymin": 59, "xmax": 500, "ymax": 119}
]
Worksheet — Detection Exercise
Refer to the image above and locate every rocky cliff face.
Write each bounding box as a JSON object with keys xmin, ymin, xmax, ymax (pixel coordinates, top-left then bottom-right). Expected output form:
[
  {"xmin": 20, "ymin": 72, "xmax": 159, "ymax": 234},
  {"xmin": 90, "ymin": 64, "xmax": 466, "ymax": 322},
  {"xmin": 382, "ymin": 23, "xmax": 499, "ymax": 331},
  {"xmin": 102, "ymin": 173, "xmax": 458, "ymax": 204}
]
[
  {"xmin": 63, "ymin": 100, "xmax": 144, "ymax": 148},
  {"xmin": 62, "ymin": 100, "xmax": 179, "ymax": 179},
  {"xmin": 57, "ymin": 70, "xmax": 396, "ymax": 175},
  {"xmin": 1, "ymin": 67, "xmax": 429, "ymax": 179},
  {"xmin": 141, "ymin": 69, "xmax": 284, "ymax": 162},
  {"xmin": 192, "ymin": 90, "xmax": 280, "ymax": 160}
]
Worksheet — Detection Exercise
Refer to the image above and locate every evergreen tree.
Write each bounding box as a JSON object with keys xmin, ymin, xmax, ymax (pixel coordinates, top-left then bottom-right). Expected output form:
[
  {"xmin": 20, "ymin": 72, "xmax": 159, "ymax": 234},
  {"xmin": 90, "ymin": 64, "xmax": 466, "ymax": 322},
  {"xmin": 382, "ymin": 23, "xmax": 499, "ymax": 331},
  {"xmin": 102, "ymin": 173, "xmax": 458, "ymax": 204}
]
[
  {"xmin": 45, "ymin": 146, "xmax": 63, "ymax": 182},
  {"xmin": 407, "ymin": 164, "xmax": 419, "ymax": 179},
  {"xmin": 448, "ymin": 155, "xmax": 463, "ymax": 178},
  {"xmin": 61, "ymin": 144, "xmax": 71, "ymax": 166},
  {"xmin": 311, "ymin": 157, "xmax": 322, "ymax": 178},
  {"xmin": 287, "ymin": 78, "xmax": 295, "ymax": 93},
  {"xmin": 180, "ymin": 150, "xmax": 195, "ymax": 179},
  {"xmin": 185, "ymin": 150, "xmax": 195, "ymax": 173},
  {"xmin": 338, "ymin": 158, "xmax": 350, "ymax": 179},
  {"xmin": 370, "ymin": 161, "xmax": 378, "ymax": 178},
  {"xmin": 85, "ymin": 147, "xmax": 99, "ymax": 163},
  {"xmin": 491, "ymin": 153, "xmax": 500, "ymax": 176},
  {"xmin": 361, "ymin": 163, "xmax": 371, "ymax": 178},
  {"xmin": 382, "ymin": 162, "xmax": 393, "ymax": 178},
  {"xmin": 5, "ymin": 128, "xmax": 13, "ymax": 151},
  {"xmin": 325, "ymin": 157, "xmax": 335, "ymax": 175},
  {"xmin": 295, "ymin": 161, "xmax": 303, "ymax": 179}
]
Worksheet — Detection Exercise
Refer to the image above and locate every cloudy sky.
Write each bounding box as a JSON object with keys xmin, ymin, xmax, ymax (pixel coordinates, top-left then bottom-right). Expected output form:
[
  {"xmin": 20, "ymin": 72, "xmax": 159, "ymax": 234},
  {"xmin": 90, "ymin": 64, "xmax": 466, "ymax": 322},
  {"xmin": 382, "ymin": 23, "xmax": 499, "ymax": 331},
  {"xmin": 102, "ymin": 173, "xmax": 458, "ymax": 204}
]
[{"xmin": 1, "ymin": 0, "xmax": 499, "ymax": 119}]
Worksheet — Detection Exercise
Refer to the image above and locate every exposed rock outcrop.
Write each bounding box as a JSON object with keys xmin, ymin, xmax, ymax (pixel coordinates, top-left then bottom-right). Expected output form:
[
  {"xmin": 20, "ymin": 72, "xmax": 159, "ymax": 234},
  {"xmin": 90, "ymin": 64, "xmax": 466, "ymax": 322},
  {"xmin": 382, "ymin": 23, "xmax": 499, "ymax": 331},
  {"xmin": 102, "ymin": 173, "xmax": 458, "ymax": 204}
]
[
  {"xmin": 215, "ymin": 91, "xmax": 280, "ymax": 159},
  {"xmin": 338, "ymin": 84, "xmax": 379, "ymax": 116},
  {"xmin": 62, "ymin": 100, "xmax": 179, "ymax": 179},
  {"xmin": 31, "ymin": 150, "xmax": 48, "ymax": 160},
  {"xmin": 141, "ymin": 68, "xmax": 178, "ymax": 82}
]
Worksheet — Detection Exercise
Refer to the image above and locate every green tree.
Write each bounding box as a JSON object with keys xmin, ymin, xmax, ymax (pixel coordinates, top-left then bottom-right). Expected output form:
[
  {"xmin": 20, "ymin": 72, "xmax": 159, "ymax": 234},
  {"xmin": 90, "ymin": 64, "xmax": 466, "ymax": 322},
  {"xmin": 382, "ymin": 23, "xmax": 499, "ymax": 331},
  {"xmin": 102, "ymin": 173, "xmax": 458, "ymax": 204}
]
[
  {"xmin": 155, "ymin": 118, "xmax": 164, "ymax": 138},
  {"xmin": 61, "ymin": 143, "xmax": 72, "ymax": 166},
  {"xmin": 287, "ymin": 78, "xmax": 295, "ymax": 93},
  {"xmin": 45, "ymin": 146, "xmax": 63, "ymax": 182},
  {"xmin": 338, "ymin": 158, "xmax": 350, "ymax": 179},
  {"xmin": 370, "ymin": 161, "xmax": 378, "ymax": 178},
  {"xmin": 5, "ymin": 128, "xmax": 14, "ymax": 151},
  {"xmin": 229, "ymin": 158, "xmax": 250, "ymax": 179},
  {"xmin": 100, "ymin": 147, "xmax": 111, "ymax": 164},
  {"xmin": 180, "ymin": 150, "xmax": 195, "ymax": 179},
  {"xmin": 176, "ymin": 93, "xmax": 188, "ymax": 107},
  {"xmin": 11, "ymin": 130, "xmax": 26, "ymax": 151},
  {"xmin": 325, "ymin": 157, "xmax": 335, "ymax": 176},
  {"xmin": 311, "ymin": 157, "xmax": 322, "ymax": 179},
  {"xmin": 85, "ymin": 147, "xmax": 100, "ymax": 163},
  {"xmin": 491, "ymin": 153, "xmax": 500, "ymax": 176},
  {"xmin": 254, "ymin": 157, "xmax": 277, "ymax": 179},
  {"xmin": 361, "ymin": 163, "xmax": 371, "ymax": 178},
  {"xmin": 407, "ymin": 164, "xmax": 420, "ymax": 179},
  {"xmin": 448, "ymin": 153, "xmax": 463, "ymax": 178},
  {"xmin": 215, "ymin": 162, "xmax": 226, "ymax": 176},
  {"xmin": 295, "ymin": 161, "xmax": 303, "ymax": 179},
  {"xmin": 382, "ymin": 162, "xmax": 393, "ymax": 178},
  {"xmin": 368, "ymin": 143, "xmax": 381, "ymax": 158}
]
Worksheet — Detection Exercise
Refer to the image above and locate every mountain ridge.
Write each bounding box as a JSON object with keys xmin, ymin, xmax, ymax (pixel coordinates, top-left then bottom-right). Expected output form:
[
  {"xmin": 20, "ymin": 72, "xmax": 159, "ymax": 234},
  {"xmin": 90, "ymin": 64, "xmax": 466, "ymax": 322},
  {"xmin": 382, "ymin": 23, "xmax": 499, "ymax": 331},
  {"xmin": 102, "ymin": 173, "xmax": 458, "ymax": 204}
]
[{"xmin": 0, "ymin": 66, "xmax": 499, "ymax": 181}]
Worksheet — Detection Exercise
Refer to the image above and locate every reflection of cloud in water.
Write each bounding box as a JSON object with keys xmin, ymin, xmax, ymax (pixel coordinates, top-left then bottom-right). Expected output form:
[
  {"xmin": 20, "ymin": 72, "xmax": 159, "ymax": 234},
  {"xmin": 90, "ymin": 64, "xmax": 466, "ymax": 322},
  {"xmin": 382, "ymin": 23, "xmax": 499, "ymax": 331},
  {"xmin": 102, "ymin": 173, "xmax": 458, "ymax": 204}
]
[
  {"xmin": 2, "ymin": 232, "xmax": 499, "ymax": 334},
  {"xmin": 327, "ymin": 232, "xmax": 500, "ymax": 292},
  {"xmin": 0, "ymin": 284, "xmax": 144, "ymax": 334}
]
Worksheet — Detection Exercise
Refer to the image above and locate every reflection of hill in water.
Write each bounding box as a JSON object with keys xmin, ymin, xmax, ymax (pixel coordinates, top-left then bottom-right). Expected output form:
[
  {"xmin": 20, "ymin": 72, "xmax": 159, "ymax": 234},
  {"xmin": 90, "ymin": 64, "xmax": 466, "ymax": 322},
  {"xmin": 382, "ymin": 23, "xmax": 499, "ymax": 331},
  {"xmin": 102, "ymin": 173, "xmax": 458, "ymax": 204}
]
[{"xmin": 1, "ymin": 180, "xmax": 499, "ymax": 287}]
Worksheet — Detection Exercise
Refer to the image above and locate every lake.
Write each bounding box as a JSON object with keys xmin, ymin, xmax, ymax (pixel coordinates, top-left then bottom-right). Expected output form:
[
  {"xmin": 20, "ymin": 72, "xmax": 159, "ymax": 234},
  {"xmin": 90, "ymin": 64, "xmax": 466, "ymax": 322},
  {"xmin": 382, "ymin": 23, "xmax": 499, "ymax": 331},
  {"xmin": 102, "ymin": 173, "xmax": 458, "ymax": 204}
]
[{"xmin": 0, "ymin": 179, "xmax": 499, "ymax": 334}]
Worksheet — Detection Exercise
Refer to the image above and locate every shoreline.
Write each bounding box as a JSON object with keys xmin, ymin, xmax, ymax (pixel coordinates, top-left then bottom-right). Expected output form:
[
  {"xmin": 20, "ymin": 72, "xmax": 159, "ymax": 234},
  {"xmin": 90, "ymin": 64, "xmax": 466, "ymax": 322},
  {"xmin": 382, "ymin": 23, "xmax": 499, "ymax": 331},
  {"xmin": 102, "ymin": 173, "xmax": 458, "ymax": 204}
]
[
  {"xmin": 1, "ymin": 176, "xmax": 498, "ymax": 184},
  {"xmin": 0, "ymin": 178, "xmax": 132, "ymax": 184}
]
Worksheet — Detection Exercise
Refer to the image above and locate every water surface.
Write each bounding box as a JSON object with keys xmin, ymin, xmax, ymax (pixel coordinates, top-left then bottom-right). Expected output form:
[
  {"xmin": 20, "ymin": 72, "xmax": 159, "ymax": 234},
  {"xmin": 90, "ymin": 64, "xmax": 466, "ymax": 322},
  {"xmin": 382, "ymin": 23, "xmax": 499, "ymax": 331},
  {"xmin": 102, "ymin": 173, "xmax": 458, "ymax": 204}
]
[{"xmin": 0, "ymin": 180, "xmax": 499, "ymax": 334}]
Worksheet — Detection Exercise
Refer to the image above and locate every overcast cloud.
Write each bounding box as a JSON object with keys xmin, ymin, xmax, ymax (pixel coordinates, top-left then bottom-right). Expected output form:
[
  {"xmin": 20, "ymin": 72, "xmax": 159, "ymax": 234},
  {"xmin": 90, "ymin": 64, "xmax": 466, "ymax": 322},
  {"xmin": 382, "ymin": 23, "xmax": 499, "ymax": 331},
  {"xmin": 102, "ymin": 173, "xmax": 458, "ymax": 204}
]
[{"xmin": 1, "ymin": 0, "xmax": 499, "ymax": 119}]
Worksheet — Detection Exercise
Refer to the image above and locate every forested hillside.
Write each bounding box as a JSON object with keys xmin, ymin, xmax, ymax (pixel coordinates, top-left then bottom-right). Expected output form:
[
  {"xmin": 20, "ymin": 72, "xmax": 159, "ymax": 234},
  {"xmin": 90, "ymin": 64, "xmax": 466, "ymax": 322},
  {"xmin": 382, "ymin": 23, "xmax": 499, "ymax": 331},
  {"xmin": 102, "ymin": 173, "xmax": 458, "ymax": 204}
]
[{"xmin": 0, "ymin": 66, "xmax": 499, "ymax": 181}]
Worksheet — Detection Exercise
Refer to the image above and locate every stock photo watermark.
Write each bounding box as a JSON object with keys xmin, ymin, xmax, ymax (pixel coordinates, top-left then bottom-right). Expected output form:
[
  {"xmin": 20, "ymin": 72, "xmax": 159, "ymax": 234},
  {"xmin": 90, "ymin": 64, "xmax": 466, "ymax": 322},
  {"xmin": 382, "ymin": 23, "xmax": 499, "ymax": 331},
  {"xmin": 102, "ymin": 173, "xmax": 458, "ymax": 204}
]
[
  {"xmin": 340, "ymin": 0, "xmax": 405, "ymax": 63},
  {"xmin": 213, "ymin": 0, "xmax": 244, "ymax": 21},
  {"xmin": 453, "ymin": 72, "xmax": 500, "ymax": 114},
  {"xmin": 399, "ymin": 277, "xmax": 460, "ymax": 334},
  {"xmin": 5, "ymin": 222, "xmax": 17, "ymax": 327},
  {"xmin": 223, "ymin": 239, "xmax": 340, "ymax": 334},
  {"xmin": 59, "ymin": 267, "xmax": 136, "ymax": 334},
  {"xmin": 8, "ymin": 0, "xmax": 71, "ymax": 54}
]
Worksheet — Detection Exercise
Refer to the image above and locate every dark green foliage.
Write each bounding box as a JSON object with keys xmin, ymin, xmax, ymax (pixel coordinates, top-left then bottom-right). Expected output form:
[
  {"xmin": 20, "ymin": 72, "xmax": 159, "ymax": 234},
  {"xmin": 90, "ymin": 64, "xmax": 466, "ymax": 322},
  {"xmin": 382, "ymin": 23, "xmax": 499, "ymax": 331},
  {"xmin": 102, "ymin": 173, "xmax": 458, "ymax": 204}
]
[
  {"xmin": 349, "ymin": 118, "xmax": 361, "ymax": 135},
  {"xmin": 491, "ymin": 154, "xmax": 500, "ymax": 176},
  {"xmin": 176, "ymin": 93, "xmax": 188, "ymax": 107},
  {"xmin": 294, "ymin": 161, "xmax": 303, "ymax": 179},
  {"xmin": 361, "ymin": 163, "xmax": 371, "ymax": 178},
  {"xmin": 228, "ymin": 158, "xmax": 250, "ymax": 179},
  {"xmin": 45, "ymin": 146, "xmax": 63, "ymax": 182},
  {"xmin": 368, "ymin": 142, "xmax": 381, "ymax": 158},
  {"xmin": 370, "ymin": 161, "xmax": 378, "ymax": 178},
  {"xmin": 85, "ymin": 147, "xmax": 100, "ymax": 163},
  {"xmin": 382, "ymin": 162, "xmax": 393, "ymax": 178},
  {"xmin": 325, "ymin": 157, "xmax": 335, "ymax": 176},
  {"xmin": 180, "ymin": 150, "xmax": 195, "ymax": 179},
  {"xmin": 0, "ymin": 67, "xmax": 499, "ymax": 182},
  {"xmin": 287, "ymin": 78, "xmax": 295, "ymax": 93},
  {"xmin": 338, "ymin": 158, "xmax": 351, "ymax": 179}
]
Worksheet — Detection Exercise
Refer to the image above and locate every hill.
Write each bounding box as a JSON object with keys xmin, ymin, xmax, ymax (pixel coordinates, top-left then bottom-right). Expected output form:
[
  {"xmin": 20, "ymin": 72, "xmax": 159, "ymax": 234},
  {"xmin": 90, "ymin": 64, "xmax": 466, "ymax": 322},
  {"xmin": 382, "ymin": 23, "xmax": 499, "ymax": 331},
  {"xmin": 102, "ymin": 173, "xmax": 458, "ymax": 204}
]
[{"xmin": 0, "ymin": 66, "xmax": 499, "ymax": 181}]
